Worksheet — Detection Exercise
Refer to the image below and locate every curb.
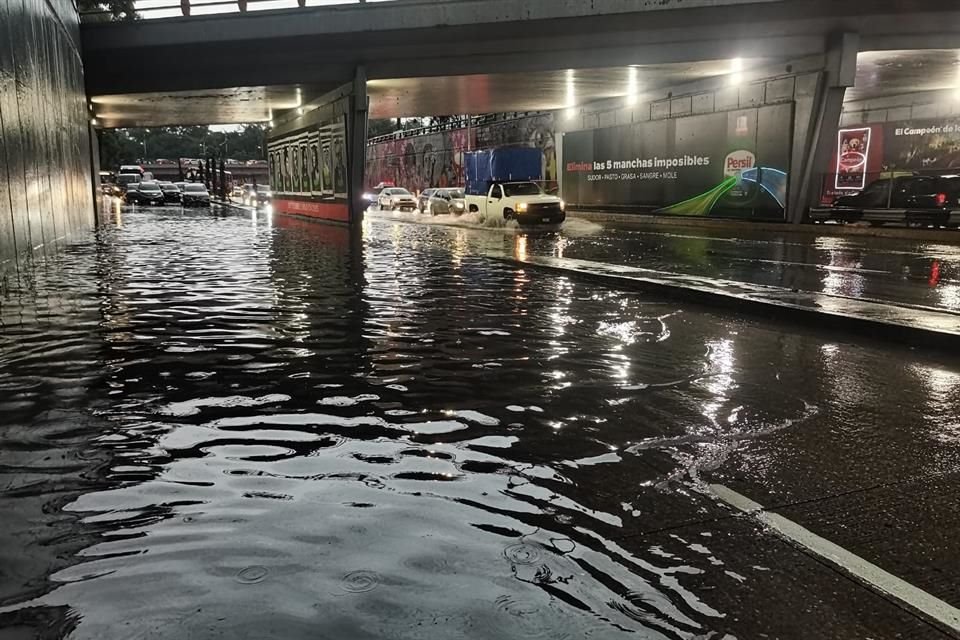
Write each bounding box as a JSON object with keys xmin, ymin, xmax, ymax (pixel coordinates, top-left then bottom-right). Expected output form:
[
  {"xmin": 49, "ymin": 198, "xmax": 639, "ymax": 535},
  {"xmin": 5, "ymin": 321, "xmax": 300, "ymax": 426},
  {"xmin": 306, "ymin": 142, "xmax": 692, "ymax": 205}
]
[
  {"xmin": 487, "ymin": 255, "xmax": 960, "ymax": 351},
  {"xmin": 569, "ymin": 211, "xmax": 960, "ymax": 244},
  {"xmin": 212, "ymin": 198, "xmax": 251, "ymax": 211}
]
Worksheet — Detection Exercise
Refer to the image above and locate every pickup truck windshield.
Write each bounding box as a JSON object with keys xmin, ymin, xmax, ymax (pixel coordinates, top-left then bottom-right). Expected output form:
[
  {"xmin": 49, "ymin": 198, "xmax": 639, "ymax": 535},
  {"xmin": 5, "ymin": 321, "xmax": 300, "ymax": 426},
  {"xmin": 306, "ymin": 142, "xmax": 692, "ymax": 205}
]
[{"xmin": 503, "ymin": 183, "xmax": 542, "ymax": 197}]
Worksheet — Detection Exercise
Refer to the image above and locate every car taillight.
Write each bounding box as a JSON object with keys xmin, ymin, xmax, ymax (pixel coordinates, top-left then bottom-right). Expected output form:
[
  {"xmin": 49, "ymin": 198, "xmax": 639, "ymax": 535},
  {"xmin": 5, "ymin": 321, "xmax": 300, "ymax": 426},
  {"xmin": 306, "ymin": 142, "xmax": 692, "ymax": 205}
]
[{"xmin": 936, "ymin": 193, "xmax": 948, "ymax": 206}]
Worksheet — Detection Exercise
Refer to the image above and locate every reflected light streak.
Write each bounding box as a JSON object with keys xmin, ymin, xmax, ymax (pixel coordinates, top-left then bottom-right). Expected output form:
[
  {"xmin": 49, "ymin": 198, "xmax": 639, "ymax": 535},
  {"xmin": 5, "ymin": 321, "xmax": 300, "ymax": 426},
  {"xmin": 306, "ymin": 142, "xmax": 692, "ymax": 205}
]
[
  {"xmin": 626, "ymin": 66, "xmax": 639, "ymax": 106},
  {"xmin": 515, "ymin": 235, "xmax": 528, "ymax": 262}
]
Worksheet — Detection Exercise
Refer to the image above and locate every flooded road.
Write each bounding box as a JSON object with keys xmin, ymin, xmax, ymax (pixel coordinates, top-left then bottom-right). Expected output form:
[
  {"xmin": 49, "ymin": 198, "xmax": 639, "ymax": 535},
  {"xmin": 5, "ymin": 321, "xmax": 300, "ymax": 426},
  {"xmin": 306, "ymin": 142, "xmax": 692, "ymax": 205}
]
[
  {"xmin": 1, "ymin": 205, "xmax": 959, "ymax": 639},
  {"xmin": 369, "ymin": 208, "xmax": 960, "ymax": 312}
]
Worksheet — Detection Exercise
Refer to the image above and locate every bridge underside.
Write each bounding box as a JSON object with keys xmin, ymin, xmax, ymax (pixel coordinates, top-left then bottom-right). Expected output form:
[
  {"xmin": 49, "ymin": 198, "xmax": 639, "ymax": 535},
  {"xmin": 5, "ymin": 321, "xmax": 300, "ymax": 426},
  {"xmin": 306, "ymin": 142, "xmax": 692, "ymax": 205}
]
[
  {"xmin": 91, "ymin": 61, "xmax": 775, "ymax": 129},
  {"xmin": 90, "ymin": 49, "xmax": 960, "ymax": 129}
]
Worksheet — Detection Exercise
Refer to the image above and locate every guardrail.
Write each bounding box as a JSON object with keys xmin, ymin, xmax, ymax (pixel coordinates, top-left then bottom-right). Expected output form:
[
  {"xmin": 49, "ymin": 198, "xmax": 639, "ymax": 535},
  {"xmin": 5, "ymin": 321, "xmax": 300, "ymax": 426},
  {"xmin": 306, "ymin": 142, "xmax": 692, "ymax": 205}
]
[
  {"xmin": 812, "ymin": 167, "xmax": 960, "ymax": 228},
  {"xmin": 366, "ymin": 112, "xmax": 546, "ymax": 146},
  {"xmin": 81, "ymin": 0, "xmax": 443, "ymax": 22}
]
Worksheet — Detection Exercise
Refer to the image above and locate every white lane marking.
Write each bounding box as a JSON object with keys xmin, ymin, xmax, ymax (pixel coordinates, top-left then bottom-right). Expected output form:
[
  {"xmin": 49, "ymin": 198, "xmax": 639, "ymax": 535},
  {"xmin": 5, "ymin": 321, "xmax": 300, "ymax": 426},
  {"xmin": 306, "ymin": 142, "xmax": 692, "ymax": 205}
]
[{"xmin": 710, "ymin": 483, "xmax": 960, "ymax": 633}]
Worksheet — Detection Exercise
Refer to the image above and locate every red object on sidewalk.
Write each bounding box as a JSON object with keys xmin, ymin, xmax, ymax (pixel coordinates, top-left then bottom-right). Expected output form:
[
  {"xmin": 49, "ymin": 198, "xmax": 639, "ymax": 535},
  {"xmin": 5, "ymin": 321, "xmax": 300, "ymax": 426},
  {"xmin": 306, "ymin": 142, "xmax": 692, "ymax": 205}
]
[{"xmin": 274, "ymin": 198, "xmax": 349, "ymax": 223}]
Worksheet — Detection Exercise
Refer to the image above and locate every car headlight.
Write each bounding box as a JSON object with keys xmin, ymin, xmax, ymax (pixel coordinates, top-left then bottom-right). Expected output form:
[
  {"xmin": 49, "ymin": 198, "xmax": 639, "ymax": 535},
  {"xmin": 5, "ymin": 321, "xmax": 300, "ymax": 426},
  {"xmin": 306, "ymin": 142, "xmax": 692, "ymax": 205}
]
[
  {"xmin": 517, "ymin": 202, "xmax": 528, "ymax": 212},
  {"xmin": 559, "ymin": 200, "xmax": 566, "ymax": 211}
]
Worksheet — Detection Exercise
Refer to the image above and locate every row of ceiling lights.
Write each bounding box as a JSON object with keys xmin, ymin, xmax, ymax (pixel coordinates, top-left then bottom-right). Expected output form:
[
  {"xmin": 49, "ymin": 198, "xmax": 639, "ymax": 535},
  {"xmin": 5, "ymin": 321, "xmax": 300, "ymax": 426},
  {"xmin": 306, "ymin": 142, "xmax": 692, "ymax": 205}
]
[
  {"xmin": 563, "ymin": 58, "xmax": 745, "ymax": 120},
  {"xmin": 89, "ymin": 58, "xmax": 750, "ymax": 127}
]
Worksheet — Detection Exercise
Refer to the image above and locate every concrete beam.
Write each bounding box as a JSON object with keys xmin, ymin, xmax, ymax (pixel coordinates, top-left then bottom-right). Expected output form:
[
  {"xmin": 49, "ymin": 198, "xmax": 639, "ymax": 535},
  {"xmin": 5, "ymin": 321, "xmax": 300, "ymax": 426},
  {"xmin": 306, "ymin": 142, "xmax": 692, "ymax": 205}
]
[{"xmin": 82, "ymin": 0, "xmax": 960, "ymax": 97}]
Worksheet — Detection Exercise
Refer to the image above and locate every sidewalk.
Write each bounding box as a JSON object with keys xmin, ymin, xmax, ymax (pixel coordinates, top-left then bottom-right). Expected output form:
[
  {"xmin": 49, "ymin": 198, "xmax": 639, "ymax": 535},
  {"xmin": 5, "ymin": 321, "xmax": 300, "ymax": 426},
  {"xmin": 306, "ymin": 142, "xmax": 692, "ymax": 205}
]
[
  {"xmin": 550, "ymin": 215, "xmax": 960, "ymax": 315},
  {"xmin": 493, "ymin": 252, "xmax": 960, "ymax": 349},
  {"xmin": 572, "ymin": 210, "xmax": 960, "ymax": 244}
]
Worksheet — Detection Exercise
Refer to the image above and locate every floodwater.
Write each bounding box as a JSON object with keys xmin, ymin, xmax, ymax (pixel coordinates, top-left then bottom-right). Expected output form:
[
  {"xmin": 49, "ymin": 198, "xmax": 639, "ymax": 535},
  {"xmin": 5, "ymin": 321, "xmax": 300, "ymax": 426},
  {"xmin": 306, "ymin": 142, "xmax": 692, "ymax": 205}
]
[
  {"xmin": 1, "ymin": 204, "xmax": 959, "ymax": 639},
  {"xmin": 369, "ymin": 208, "xmax": 960, "ymax": 312}
]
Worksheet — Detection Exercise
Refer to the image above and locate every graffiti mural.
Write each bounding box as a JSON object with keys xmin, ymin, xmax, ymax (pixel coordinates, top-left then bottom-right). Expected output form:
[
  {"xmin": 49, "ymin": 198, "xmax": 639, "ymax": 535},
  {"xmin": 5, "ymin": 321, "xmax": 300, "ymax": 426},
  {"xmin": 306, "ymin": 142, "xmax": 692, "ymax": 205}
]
[{"xmin": 365, "ymin": 114, "xmax": 556, "ymax": 191}]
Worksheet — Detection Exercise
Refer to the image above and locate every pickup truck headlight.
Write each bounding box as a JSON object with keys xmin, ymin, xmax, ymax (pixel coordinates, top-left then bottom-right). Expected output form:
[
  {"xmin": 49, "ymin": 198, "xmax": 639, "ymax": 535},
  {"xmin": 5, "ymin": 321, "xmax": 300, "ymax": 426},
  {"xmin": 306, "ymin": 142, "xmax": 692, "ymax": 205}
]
[
  {"xmin": 517, "ymin": 202, "xmax": 528, "ymax": 212},
  {"xmin": 560, "ymin": 200, "xmax": 566, "ymax": 211}
]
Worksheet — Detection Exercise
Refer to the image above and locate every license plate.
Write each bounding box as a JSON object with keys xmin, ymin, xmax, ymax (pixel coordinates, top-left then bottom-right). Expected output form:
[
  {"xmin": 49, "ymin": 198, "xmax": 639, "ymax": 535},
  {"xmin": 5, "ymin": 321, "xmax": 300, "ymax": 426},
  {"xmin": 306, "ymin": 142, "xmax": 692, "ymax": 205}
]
[{"xmin": 542, "ymin": 217, "xmax": 551, "ymax": 222}]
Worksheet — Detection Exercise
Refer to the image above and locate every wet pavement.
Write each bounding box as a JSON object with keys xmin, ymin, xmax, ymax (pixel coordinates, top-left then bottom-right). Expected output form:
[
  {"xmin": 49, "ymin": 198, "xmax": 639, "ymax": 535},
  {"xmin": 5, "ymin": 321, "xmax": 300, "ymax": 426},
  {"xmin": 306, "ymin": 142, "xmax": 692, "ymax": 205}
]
[
  {"xmin": 556, "ymin": 217, "xmax": 960, "ymax": 313},
  {"xmin": 367, "ymin": 208, "xmax": 960, "ymax": 314},
  {"xmin": 2, "ymin": 203, "xmax": 960, "ymax": 639}
]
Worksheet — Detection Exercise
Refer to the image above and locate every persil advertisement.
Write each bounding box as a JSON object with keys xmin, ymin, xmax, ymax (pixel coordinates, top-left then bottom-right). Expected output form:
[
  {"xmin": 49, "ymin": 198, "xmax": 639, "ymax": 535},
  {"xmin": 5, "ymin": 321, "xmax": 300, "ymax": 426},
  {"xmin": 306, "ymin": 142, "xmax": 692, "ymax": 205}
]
[
  {"xmin": 562, "ymin": 103, "xmax": 793, "ymax": 220},
  {"xmin": 822, "ymin": 116, "xmax": 960, "ymax": 203}
]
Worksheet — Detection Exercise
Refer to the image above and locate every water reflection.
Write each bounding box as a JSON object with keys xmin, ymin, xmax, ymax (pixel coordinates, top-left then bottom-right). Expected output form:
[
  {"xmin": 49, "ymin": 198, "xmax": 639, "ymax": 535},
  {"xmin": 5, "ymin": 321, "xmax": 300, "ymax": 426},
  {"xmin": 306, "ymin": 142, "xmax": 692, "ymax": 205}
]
[
  {"xmin": 403, "ymin": 210, "xmax": 960, "ymax": 312},
  {"xmin": 1, "ymin": 209, "xmax": 959, "ymax": 638}
]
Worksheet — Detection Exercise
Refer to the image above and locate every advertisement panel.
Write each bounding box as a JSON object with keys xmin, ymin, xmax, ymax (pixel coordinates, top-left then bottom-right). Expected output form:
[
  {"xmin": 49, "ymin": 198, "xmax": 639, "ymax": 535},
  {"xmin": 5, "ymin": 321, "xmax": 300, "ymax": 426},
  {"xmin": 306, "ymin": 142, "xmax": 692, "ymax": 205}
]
[
  {"xmin": 331, "ymin": 123, "xmax": 347, "ymax": 198},
  {"xmin": 562, "ymin": 103, "xmax": 793, "ymax": 220},
  {"xmin": 309, "ymin": 132, "xmax": 321, "ymax": 196},
  {"xmin": 834, "ymin": 128, "xmax": 872, "ymax": 190},
  {"xmin": 820, "ymin": 116, "xmax": 960, "ymax": 203},
  {"xmin": 266, "ymin": 82, "xmax": 355, "ymax": 224}
]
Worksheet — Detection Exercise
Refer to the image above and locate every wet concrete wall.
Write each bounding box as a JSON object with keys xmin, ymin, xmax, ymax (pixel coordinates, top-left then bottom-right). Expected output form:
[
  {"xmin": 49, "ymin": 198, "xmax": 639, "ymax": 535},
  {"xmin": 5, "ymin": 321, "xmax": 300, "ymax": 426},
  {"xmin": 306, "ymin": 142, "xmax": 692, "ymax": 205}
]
[
  {"xmin": 840, "ymin": 89, "xmax": 960, "ymax": 126},
  {"xmin": 365, "ymin": 114, "xmax": 558, "ymax": 194},
  {"xmin": 0, "ymin": 0, "xmax": 94, "ymax": 274},
  {"xmin": 554, "ymin": 57, "xmax": 828, "ymax": 222}
]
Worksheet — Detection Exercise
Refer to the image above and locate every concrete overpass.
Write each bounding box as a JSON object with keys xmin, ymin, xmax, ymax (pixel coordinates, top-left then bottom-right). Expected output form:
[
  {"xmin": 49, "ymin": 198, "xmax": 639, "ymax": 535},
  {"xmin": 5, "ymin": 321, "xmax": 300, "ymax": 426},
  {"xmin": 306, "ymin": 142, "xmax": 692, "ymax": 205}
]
[
  {"xmin": 78, "ymin": 0, "xmax": 960, "ymax": 228},
  {"xmin": 82, "ymin": 0, "xmax": 960, "ymax": 127}
]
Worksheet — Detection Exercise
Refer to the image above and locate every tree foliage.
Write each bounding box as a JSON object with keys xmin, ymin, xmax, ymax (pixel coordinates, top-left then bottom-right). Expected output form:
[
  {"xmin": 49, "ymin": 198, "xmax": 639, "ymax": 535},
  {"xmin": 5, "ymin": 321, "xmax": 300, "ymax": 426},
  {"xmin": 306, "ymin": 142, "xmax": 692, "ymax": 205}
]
[
  {"xmin": 98, "ymin": 125, "xmax": 268, "ymax": 170},
  {"xmin": 78, "ymin": 0, "xmax": 137, "ymax": 21}
]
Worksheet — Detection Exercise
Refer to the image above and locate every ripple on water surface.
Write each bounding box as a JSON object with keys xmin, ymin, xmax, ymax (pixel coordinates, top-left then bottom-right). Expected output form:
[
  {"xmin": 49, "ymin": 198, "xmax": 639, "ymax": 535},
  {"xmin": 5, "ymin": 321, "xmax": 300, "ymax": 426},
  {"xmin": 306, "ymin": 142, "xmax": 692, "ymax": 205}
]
[{"xmin": 0, "ymin": 209, "xmax": 918, "ymax": 640}]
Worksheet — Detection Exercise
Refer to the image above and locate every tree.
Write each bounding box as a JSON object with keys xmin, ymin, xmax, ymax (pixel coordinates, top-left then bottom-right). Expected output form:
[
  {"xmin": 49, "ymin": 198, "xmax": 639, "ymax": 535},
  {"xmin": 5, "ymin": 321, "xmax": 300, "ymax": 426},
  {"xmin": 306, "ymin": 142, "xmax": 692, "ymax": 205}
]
[
  {"xmin": 78, "ymin": 0, "xmax": 137, "ymax": 21},
  {"xmin": 96, "ymin": 125, "xmax": 268, "ymax": 170}
]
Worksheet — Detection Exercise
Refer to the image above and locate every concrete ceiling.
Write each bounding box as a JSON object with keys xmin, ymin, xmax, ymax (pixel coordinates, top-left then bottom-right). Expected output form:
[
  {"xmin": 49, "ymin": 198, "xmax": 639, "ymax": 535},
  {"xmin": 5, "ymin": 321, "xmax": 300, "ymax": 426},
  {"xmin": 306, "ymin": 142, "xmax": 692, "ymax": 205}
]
[
  {"xmin": 92, "ymin": 59, "xmax": 764, "ymax": 128},
  {"xmin": 92, "ymin": 85, "xmax": 325, "ymax": 128},
  {"xmin": 846, "ymin": 49, "xmax": 960, "ymax": 102},
  {"xmin": 367, "ymin": 61, "xmax": 760, "ymax": 120}
]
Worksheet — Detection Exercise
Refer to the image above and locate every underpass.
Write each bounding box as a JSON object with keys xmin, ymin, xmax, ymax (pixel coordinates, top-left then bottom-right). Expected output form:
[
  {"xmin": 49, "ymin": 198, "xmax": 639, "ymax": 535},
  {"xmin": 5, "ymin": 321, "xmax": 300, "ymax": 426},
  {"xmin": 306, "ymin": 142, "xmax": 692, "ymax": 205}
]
[{"xmin": 4, "ymin": 0, "xmax": 960, "ymax": 637}]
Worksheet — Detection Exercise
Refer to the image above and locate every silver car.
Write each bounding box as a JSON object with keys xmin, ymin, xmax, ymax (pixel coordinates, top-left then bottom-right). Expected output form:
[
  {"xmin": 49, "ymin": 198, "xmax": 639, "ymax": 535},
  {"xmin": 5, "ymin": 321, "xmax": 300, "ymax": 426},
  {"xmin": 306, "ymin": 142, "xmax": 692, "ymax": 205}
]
[
  {"xmin": 378, "ymin": 187, "xmax": 418, "ymax": 212},
  {"xmin": 426, "ymin": 188, "xmax": 466, "ymax": 216}
]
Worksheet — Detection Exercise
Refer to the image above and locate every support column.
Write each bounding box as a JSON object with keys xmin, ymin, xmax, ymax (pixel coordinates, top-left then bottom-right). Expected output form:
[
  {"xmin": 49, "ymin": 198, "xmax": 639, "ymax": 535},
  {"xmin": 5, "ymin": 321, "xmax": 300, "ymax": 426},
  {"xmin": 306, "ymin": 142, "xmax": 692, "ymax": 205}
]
[
  {"xmin": 788, "ymin": 32, "xmax": 859, "ymax": 223},
  {"xmin": 348, "ymin": 65, "xmax": 369, "ymax": 227},
  {"xmin": 88, "ymin": 124, "xmax": 103, "ymax": 226}
]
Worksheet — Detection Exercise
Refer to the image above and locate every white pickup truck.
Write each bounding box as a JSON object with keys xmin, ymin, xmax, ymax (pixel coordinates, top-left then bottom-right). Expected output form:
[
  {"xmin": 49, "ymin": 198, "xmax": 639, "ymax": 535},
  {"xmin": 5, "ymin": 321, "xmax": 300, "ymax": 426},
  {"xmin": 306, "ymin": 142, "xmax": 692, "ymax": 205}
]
[{"xmin": 466, "ymin": 181, "xmax": 566, "ymax": 225}]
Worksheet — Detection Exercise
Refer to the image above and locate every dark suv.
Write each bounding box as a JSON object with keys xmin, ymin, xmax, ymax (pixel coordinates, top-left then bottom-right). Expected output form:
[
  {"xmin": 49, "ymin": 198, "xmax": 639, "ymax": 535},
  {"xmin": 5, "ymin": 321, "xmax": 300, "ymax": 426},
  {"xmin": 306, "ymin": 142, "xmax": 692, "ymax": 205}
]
[{"xmin": 825, "ymin": 175, "xmax": 960, "ymax": 226}]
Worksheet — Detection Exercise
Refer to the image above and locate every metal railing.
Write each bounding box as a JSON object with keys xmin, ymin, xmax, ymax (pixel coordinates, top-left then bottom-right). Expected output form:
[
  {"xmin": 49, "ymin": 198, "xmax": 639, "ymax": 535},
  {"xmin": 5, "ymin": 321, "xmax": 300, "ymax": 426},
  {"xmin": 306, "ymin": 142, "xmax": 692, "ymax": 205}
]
[
  {"xmin": 366, "ymin": 112, "xmax": 546, "ymax": 146},
  {"xmin": 812, "ymin": 167, "xmax": 960, "ymax": 227},
  {"xmin": 82, "ymin": 0, "xmax": 395, "ymax": 22}
]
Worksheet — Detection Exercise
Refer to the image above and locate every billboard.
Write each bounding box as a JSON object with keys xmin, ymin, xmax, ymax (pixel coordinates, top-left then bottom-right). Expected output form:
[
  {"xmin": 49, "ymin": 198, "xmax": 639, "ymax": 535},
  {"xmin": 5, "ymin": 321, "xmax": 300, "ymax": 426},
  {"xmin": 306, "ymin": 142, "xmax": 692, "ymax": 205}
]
[
  {"xmin": 820, "ymin": 116, "xmax": 960, "ymax": 203},
  {"xmin": 562, "ymin": 103, "xmax": 793, "ymax": 220},
  {"xmin": 834, "ymin": 127, "xmax": 872, "ymax": 191}
]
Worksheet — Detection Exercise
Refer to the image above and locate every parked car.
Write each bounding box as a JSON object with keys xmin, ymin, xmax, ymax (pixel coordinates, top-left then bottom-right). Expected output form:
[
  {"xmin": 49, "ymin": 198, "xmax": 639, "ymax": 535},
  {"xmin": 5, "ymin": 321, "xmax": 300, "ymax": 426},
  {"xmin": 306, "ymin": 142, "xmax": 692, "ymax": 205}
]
[
  {"xmin": 128, "ymin": 181, "xmax": 165, "ymax": 206},
  {"xmin": 122, "ymin": 183, "xmax": 138, "ymax": 203},
  {"xmin": 426, "ymin": 188, "xmax": 466, "ymax": 216},
  {"xmin": 100, "ymin": 183, "xmax": 121, "ymax": 197},
  {"xmin": 158, "ymin": 181, "xmax": 181, "ymax": 203},
  {"xmin": 813, "ymin": 175, "xmax": 960, "ymax": 226},
  {"xmin": 117, "ymin": 173, "xmax": 141, "ymax": 190},
  {"xmin": 181, "ymin": 183, "xmax": 211, "ymax": 207},
  {"xmin": 417, "ymin": 188, "xmax": 437, "ymax": 213},
  {"xmin": 378, "ymin": 187, "xmax": 418, "ymax": 212}
]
